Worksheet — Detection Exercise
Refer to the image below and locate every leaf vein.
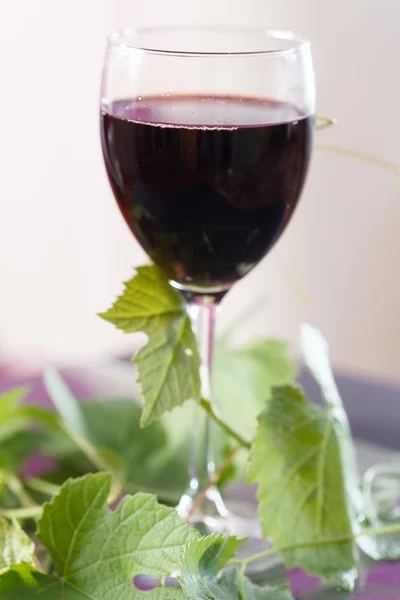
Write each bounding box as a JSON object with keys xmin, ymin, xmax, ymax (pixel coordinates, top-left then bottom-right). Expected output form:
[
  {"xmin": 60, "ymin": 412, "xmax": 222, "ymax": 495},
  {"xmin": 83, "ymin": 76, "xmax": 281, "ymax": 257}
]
[
  {"xmin": 97, "ymin": 496, "xmax": 155, "ymax": 562},
  {"xmin": 140, "ymin": 316, "xmax": 190, "ymax": 423},
  {"xmin": 63, "ymin": 479, "xmax": 109, "ymax": 577},
  {"xmin": 67, "ymin": 543, "xmax": 187, "ymax": 579},
  {"xmin": 258, "ymin": 443, "xmax": 320, "ymax": 525},
  {"xmin": 315, "ymin": 420, "xmax": 334, "ymax": 533}
]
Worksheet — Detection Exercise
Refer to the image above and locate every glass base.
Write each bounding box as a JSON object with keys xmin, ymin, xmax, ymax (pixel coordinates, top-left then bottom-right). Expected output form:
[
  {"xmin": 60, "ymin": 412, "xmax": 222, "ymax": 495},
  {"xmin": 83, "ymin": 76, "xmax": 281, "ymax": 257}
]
[{"xmin": 176, "ymin": 485, "xmax": 229, "ymax": 531}]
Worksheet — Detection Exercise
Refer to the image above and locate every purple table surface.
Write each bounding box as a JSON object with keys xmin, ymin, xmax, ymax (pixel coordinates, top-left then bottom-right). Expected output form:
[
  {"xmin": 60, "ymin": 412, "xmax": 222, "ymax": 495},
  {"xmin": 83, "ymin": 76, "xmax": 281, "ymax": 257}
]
[{"xmin": 1, "ymin": 363, "xmax": 399, "ymax": 598}]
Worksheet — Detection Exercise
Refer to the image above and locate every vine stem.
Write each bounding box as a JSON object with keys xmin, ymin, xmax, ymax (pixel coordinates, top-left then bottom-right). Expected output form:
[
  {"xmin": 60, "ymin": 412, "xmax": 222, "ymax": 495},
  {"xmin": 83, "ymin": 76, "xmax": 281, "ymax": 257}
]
[
  {"xmin": 229, "ymin": 522, "xmax": 400, "ymax": 567},
  {"xmin": 200, "ymin": 398, "xmax": 251, "ymax": 450},
  {"xmin": 315, "ymin": 116, "xmax": 337, "ymax": 131},
  {"xmin": 1, "ymin": 471, "xmax": 38, "ymax": 508},
  {"xmin": 238, "ymin": 562, "xmax": 246, "ymax": 598},
  {"xmin": 316, "ymin": 144, "xmax": 400, "ymax": 179},
  {"xmin": 188, "ymin": 444, "xmax": 242, "ymax": 518},
  {"xmin": 23, "ymin": 477, "xmax": 61, "ymax": 497},
  {"xmin": 0, "ymin": 506, "xmax": 43, "ymax": 520}
]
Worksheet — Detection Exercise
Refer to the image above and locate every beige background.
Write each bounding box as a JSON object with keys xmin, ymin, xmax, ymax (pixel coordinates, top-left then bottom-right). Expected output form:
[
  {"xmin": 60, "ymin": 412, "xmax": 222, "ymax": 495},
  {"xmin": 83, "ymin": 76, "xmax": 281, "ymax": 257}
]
[{"xmin": 0, "ymin": 0, "xmax": 399, "ymax": 383}]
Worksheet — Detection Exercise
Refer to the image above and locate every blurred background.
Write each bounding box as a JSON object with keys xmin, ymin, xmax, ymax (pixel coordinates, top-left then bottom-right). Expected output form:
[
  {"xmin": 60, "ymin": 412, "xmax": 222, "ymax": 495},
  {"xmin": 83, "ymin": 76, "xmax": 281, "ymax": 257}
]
[{"xmin": 0, "ymin": 0, "xmax": 399, "ymax": 384}]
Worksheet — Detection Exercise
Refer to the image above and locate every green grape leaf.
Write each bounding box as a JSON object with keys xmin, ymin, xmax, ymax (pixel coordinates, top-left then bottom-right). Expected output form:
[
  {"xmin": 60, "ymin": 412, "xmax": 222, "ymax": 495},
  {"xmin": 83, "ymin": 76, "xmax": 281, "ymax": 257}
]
[
  {"xmin": 0, "ymin": 563, "xmax": 59, "ymax": 599},
  {"xmin": 37, "ymin": 398, "xmax": 211, "ymax": 505},
  {"xmin": 248, "ymin": 385, "xmax": 358, "ymax": 589},
  {"xmin": 0, "ymin": 389, "xmax": 63, "ymax": 477},
  {"xmin": 42, "ymin": 372, "xmax": 127, "ymax": 491},
  {"xmin": 212, "ymin": 339, "xmax": 295, "ymax": 482},
  {"xmin": 99, "ymin": 265, "xmax": 201, "ymax": 426},
  {"xmin": 179, "ymin": 534, "xmax": 292, "ymax": 600},
  {"xmin": 300, "ymin": 323, "xmax": 362, "ymax": 517},
  {"xmin": 38, "ymin": 398, "xmax": 180, "ymax": 502},
  {"xmin": 240, "ymin": 574, "xmax": 293, "ymax": 600},
  {"xmin": 214, "ymin": 339, "xmax": 296, "ymax": 442},
  {"xmin": 0, "ymin": 473, "xmax": 194, "ymax": 598},
  {"xmin": 0, "ymin": 380, "xmax": 124, "ymax": 494},
  {"xmin": 0, "ymin": 519, "xmax": 35, "ymax": 573},
  {"xmin": 79, "ymin": 399, "xmax": 236, "ymax": 501},
  {"xmin": 0, "ymin": 563, "xmax": 184, "ymax": 599},
  {"xmin": 0, "ymin": 431, "xmax": 45, "ymax": 472}
]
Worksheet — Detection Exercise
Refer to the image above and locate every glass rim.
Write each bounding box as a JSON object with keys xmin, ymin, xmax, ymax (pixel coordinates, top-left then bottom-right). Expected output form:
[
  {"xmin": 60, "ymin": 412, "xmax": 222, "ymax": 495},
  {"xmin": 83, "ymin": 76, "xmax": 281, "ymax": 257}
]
[{"xmin": 107, "ymin": 26, "xmax": 309, "ymax": 58}]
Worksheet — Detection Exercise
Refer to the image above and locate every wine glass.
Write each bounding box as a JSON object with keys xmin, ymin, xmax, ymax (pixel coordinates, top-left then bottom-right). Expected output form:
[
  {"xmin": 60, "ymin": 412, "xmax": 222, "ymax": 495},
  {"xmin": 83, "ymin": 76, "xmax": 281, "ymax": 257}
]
[{"xmin": 100, "ymin": 26, "xmax": 315, "ymax": 533}]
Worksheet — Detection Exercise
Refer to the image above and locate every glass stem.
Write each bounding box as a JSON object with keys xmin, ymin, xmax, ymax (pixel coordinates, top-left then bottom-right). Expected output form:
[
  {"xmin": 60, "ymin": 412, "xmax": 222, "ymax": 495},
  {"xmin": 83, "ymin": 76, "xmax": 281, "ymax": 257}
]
[
  {"xmin": 179, "ymin": 296, "xmax": 228, "ymax": 521},
  {"xmin": 189, "ymin": 299, "xmax": 216, "ymax": 486}
]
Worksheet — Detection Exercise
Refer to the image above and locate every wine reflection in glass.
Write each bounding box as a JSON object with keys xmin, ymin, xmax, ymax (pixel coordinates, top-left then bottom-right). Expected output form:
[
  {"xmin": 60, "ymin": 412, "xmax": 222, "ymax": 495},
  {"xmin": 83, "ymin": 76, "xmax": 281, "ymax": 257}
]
[{"xmin": 100, "ymin": 27, "xmax": 315, "ymax": 537}]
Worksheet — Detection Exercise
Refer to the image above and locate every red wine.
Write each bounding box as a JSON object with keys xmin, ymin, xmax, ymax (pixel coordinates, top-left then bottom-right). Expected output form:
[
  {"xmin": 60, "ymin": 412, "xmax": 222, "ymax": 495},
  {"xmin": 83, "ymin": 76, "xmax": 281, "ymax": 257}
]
[{"xmin": 101, "ymin": 95, "xmax": 313, "ymax": 292}]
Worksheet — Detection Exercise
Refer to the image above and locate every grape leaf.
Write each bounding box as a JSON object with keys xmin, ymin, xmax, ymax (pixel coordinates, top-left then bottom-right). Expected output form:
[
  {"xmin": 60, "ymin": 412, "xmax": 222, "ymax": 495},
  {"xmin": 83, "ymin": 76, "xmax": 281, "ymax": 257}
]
[
  {"xmin": 211, "ymin": 339, "xmax": 295, "ymax": 484},
  {"xmin": 99, "ymin": 265, "xmax": 201, "ymax": 426},
  {"xmin": 0, "ymin": 519, "xmax": 35, "ymax": 573},
  {"xmin": 78, "ymin": 400, "xmax": 167, "ymax": 465},
  {"xmin": 0, "ymin": 381, "xmax": 124, "ymax": 492},
  {"xmin": 0, "ymin": 431, "xmax": 45, "ymax": 471},
  {"xmin": 248, "ymin": 385, "xmax": 358, "ymax": 589},
  {"xmin": 0, "ymin": 563, "xmax": 59, "ymax": 598},
  {"xmin": 42, "ymin": 372, "xmax": 127, "ymax": 492},
  {"xmin": 240, "ymin": 574, "xmax": 293, "ymax": 600},
  {"xmin": 179, "ymin": 534, "xmax": 292, "ymax": 600},
  {"xmin": 0, "ymin": 390, "xmax": 64, "ymax": 483},
  {"xmin": 36, "ymin": 398, "xmax": 217, "ymax": 505},
  {"xmin": 0, "ymin": 563, "xmax": 184, "ymax": 599},
  {"xmin": 0, "ymin": 473, "xmax": 194, "ymax": 598},
  {"xmin": 214, "ymin": 339, "xmax": 296, "ymax": 441},
  {"xmin": 300, "ymin": 324, "xmax": 362, "ymax": 517},
  {"xmin": 37, "ymin": 398, "xmax": 181, "ymax": 502}
]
